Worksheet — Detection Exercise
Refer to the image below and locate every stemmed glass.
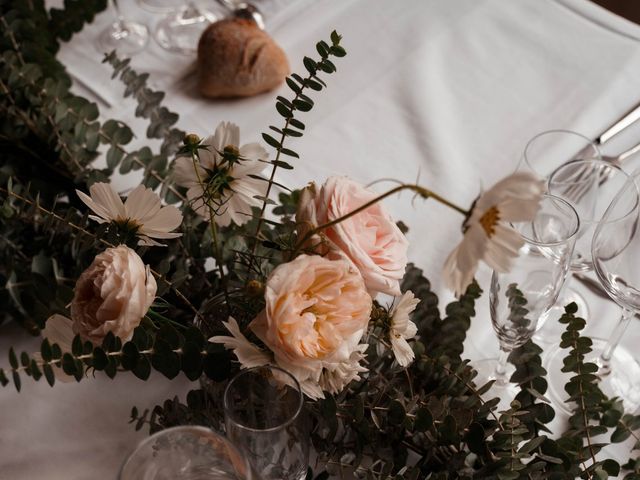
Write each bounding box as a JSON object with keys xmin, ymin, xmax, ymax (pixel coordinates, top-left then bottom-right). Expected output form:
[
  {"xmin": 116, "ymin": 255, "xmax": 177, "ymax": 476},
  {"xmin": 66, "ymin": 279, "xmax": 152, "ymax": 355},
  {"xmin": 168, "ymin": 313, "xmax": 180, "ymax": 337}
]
[
  {"xmin": 118, "ymin": 425, "xmax": 252, "ymax": 479},
  {"xmin": 224, "ymin": 365, "xmax": 309, "ymax": 480},
  {"xmin": 520, "ymin": 130, "xmax": 601, "ymax": 322},
  {"xmin": 591, "ymin": 174, "xmax": 640, "ymax": 411},
  {"xmin": 542, "ymin": 159, "xmax": 637, "ymax": 411},
  {"xmin": 474, "ymin": 194, "xmax": 580, "ymax": 401},
  {"xmin": 138, "ymin": 0, "xmax": 224, "ymax": 54},
  {"xmin": 97, "ymin": 0, "xmax": 149, "ymax": 56}
]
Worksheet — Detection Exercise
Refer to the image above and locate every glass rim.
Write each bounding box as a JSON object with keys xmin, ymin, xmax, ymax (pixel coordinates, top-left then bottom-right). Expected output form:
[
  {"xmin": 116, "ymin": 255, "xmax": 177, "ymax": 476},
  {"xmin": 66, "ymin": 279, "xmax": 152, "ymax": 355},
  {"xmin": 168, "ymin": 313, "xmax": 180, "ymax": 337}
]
[
  {"xmin": 547, "ymin": 157, "xmax": 624, "ymax": 186},
  {"xmin": 592, "ymin": 175, "xmax": 640, "ymax": 296},
  {"xmin": 513, "ymin": 193, "xmax": 581, "ymax": 247},
  {"xmin": 223, "ymin": 365, "xmax": 304, "ymax": 434},
  {"xmin": 118, "ymin": 425, "xmax": 247, "ymax": 478},
  {"xmin": 522, "ymin": 129, "xmax": 601, "ymax": 173},
  {"xmin": 548, "ymin": 158, "xmax": 636, "ymax": 224}
]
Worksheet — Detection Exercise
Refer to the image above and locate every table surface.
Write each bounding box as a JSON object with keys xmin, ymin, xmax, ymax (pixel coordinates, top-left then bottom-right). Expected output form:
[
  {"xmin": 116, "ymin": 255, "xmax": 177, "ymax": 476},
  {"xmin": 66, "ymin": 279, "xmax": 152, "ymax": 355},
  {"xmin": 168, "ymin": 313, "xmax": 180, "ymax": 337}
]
[{"xmin": 3, "ymin": 0, "xmax": 640, "ymax": 478}]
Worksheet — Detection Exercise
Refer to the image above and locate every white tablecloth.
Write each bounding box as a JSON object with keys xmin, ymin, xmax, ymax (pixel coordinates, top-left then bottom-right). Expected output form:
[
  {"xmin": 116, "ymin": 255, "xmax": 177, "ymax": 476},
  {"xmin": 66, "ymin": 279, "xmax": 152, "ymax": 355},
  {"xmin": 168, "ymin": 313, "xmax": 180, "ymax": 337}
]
[{"xmin": 2, "ymin": 0, "xmax": 640, "ymax": 478}]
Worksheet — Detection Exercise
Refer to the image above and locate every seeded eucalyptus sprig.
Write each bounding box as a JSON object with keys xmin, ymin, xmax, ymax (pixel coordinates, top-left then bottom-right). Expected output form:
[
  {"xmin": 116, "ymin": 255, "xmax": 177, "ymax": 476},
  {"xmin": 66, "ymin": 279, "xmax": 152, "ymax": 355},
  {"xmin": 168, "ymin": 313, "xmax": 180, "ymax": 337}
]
[
  {"xmin": 248, "ymin": 31, "xmax": 346, "ymax": 268},
  {"xmin": 0, "ymin": 324, "xmax": 231, "ymax": 392},
  {"xmin": 558, "ymin": 303, "xmax": 620, "ymax": 479}
]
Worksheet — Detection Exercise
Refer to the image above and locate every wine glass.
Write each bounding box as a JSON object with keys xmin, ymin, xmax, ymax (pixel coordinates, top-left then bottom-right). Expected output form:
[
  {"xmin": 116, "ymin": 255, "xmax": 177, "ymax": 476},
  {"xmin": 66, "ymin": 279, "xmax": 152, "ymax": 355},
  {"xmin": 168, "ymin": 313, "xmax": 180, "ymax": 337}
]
[
  {"xmin": 97, "ymin": 0, "xmax": 149, "ymax": 56},
  {"xmin": 520, "ymin": 130, "xmax": 601, "ymax": 324},
  {"xmin": 543, "ymin": 159, "xmax": 634, "ymax": 412},
  {"xmin": 118, "ymin": 425, "xmax": 252, "ymax": 479},
  {"xmin": 474, "ymin": 194, "xmax": 579, "ymax": 403},
  {"xmin": 154, "ymin": 2, "xmax": 224, "ymax": 54},
  {"xmin": 224, "ymin": 365, "xmax": 309, "ymax": 480},
  {"xmin": 591, "ymin": 174, "xmax": 640, "ymax": 411}
]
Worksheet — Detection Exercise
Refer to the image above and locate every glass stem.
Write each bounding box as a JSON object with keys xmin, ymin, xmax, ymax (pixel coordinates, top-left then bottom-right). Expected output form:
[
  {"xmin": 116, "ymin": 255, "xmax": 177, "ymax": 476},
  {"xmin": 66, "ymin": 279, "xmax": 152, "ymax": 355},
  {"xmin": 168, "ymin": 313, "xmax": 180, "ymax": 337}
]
[
  {"xmin": 493, "ymin": 348, "xmax": 511, "ymax": 386},
  {"xmin": 598, "ymin": 307, "xmax": 634, "ymax": 377},
  {"xmin": 112, "ymin": 0, "xmax": 125, "ymax": 25}
]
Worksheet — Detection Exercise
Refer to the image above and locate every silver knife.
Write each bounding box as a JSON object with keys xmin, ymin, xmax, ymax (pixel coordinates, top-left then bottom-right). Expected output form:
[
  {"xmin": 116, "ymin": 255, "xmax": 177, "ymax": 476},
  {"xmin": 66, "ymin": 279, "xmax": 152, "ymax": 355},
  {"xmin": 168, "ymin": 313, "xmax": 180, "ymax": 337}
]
[{"xmin": 596, "ymin": 100, "xmax": 640, "ymax": 145}]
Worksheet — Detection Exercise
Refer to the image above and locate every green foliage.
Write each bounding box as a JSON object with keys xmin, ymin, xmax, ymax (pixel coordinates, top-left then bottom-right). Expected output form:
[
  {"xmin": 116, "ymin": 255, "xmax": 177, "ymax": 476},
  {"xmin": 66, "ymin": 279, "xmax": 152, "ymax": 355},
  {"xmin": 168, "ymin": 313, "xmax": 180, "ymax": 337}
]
[{"xmin": 2, "ymin": 14, "xmax": 640, "ymax": 479}]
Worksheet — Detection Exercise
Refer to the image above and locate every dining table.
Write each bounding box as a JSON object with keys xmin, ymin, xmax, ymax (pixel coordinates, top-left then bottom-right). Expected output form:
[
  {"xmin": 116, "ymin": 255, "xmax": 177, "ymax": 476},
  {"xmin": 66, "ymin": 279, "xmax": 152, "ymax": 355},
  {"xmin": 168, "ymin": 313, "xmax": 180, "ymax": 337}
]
[{"xmin": 2, "ymin": 0, "xmax": 640, "ymax": 478}]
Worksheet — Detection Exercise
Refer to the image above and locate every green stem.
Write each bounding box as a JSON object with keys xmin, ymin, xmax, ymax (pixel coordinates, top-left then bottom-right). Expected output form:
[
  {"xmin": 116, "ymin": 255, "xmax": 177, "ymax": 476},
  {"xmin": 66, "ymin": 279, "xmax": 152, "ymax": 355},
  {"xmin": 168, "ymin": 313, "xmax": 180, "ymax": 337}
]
[
  {"xmin": 295, "ymin": 183, "xmax": 468, "ymax": 252},
  {"xmin": 145, "ymin": 310, "xmax": 187, "ymax": 330},
  {"xmin": 190, "ymin": 152, "xmax": 230, "ymax": 309}
]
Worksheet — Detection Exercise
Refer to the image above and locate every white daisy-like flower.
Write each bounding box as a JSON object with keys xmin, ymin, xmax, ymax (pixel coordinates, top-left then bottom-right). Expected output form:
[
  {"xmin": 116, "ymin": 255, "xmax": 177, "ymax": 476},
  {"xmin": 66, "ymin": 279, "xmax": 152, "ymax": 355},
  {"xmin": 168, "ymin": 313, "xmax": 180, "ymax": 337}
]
[
  {"xmin": 173, "ymin": 121, "xmax": 268, "ymax": 227},
  {"xmin": 209, "ymin": 317, "xmax": 272, "ymax": 369},
  {"xmin": 443, "ymin": 172, "xmax": 545, "ymax": 296},
  {"xmin": 389, "ymin": 291, "xmax": 420, "ymax": 367},
  {"xmin": 317, "ymin": 344, "xmax": 368, "ymax": 395},
  {"xmin": 76, "ymin": 183, "xmax": 183, "ymax": 247}
]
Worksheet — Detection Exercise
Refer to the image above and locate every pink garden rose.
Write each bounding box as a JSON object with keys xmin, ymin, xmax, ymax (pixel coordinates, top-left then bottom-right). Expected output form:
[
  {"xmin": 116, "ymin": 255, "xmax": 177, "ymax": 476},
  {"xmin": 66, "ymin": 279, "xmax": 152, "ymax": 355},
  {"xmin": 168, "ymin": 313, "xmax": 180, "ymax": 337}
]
[
  {"xmin": 296, "ymin": 176, "xmax": 409, "ymax": 296},
  {"xmin": 71, "ymin": 245, "xmax": 157, "ymax": 343},
  {"xmin": 250, "ymin": 254, "xmax": 372, "ymax": 398}
]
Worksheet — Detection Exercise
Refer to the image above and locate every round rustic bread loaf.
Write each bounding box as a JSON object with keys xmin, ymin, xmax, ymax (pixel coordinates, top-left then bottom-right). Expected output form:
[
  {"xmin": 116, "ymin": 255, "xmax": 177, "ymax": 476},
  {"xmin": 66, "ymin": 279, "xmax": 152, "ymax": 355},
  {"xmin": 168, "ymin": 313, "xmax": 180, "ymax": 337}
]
[{"xmin": 197, "ymin": 18, "xmax": 290, "ymax": 98}]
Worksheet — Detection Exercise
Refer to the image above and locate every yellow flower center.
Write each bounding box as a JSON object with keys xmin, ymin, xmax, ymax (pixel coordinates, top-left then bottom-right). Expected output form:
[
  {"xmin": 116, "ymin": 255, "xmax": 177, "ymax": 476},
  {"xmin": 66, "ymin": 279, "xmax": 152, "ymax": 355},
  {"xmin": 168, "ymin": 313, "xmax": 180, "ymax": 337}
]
[{"xmin": 479, "ymin": 206, "xmax": 500, "ymax": 237}]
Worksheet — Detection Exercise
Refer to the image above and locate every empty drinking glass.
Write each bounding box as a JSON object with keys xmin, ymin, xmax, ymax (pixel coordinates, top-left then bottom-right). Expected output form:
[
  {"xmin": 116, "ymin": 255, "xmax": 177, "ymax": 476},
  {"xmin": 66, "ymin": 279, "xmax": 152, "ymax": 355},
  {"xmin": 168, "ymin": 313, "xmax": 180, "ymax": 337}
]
[
  {"xmin": 119, "ymin": 425, "xmax": 252, "ymax": 479},
  {"xmin": 520, "ymin": 130, "xmax": 601, "ymax": 321},
  {"xmin": 474, "ymin": 195, "xmax": 579, "ymax": 400},
  {"xmin": 224, "ymin": 366, "xmax": 309, "ymax": 480},
  {"xmin": 97, "ymin": 0, "xmax": 149, "ymax": 56},
  {"xmin": 591, "ymin": 173, "xmax": 640, "ymax": 411}
]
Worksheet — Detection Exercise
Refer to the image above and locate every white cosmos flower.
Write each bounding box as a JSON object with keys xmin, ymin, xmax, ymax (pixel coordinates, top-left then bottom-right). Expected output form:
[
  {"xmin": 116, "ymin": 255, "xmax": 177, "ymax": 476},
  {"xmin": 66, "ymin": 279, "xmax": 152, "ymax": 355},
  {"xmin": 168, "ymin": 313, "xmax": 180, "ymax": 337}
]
[
  {"xmin": 389, "ymin": 291, "xmax": 420, "ymax": 367},
  {"xmin": 443, "ymin": 172, "xmax": 545, "ymax": 296},
  {"xmin": 317, "ymin": 343, "xmax": 368, "ymax": 395},
  {"xmin": 77, "ymin": 183, "xmax": 182, "ymax": 247},
  {"xmin": 173, "ymin": 121, "xmax": 268, "ymax": 227},
  {"xmin": 209, "ymin": 317, "xmax": 272, "ymax": 369}
]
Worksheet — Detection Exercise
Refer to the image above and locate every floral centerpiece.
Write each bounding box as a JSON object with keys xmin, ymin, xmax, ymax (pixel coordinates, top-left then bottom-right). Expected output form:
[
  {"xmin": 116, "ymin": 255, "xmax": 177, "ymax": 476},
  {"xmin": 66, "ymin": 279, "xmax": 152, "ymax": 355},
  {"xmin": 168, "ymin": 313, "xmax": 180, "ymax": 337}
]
[{"xmin": 1, "ymin": 2, "xmax": 640, "ymax": 478}]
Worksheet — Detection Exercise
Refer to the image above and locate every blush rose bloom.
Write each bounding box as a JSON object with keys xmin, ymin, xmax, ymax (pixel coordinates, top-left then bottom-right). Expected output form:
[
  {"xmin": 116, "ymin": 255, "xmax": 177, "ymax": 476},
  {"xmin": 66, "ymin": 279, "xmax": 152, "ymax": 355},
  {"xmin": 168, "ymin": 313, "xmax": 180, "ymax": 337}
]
[
  {"xmin": 296, "ymin": 176, "xmax": 409, "ymax": 296},
  {"xmin": 70, "ymin": 245, "xmax": 157, "ymax": 343},
  {"xmin": 250, "ymin": 254, "xmax": 372, "ymax": 398}
]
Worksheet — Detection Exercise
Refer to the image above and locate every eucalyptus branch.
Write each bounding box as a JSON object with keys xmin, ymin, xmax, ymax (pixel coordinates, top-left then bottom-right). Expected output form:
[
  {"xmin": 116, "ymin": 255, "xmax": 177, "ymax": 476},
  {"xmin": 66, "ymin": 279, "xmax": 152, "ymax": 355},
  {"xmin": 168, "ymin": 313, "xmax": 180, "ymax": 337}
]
[
  {"xmin": 438, "ymin": 360, "xmax": 503, "ymax": 429},
  {"xmin": 2, "ymin": 21, "xmax": 184, "ymax": 198},
  {"xmin": 248, "ymin": 32, "xmax": 347, "ymax": 273},
  {"xmin": 0, "ymin": 186, "xmax": 202, "ymax": 319}
]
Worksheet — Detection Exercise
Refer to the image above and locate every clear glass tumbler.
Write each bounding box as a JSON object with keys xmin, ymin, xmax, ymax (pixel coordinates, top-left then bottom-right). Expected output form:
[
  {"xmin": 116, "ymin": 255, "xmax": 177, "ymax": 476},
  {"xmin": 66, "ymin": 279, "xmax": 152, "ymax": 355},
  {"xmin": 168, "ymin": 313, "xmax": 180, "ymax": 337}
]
[
  {"xmin": 118, "ymin": 425, "xmax": 252, "ymax": 479},
  {"xmin": 224, "ymin": 365, "xmax": 309, "ymax": 480}
]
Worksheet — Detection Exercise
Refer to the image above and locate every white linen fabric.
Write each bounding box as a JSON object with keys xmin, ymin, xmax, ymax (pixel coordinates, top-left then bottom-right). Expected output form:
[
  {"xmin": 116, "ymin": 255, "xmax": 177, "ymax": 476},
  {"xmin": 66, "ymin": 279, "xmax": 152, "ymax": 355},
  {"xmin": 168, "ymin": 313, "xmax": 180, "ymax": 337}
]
[{"xmin": 2, "ymin": 0, "xmax": 640, "ymax": 477}]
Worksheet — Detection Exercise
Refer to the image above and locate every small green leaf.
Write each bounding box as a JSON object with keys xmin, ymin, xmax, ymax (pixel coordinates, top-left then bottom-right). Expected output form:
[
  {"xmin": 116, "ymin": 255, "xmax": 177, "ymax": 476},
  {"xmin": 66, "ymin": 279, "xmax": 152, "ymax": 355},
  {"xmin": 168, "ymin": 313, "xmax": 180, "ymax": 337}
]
[
  {"xmin": 279, "ymin": 148, "xmax": 299, "ymax": 158},
  {"xmin": 611, "ymin": 426, "xmax": 631, "ymax": 443},
  {"xmin": 602, "ymin": 459, "xmax": 620, "ymax": 477},
  {"xmin": 12, "ymin": 371, "xmax": 21, "ymax": 392},
  {"xmin": 388, "ymin": 400, "xmax": 405, "ymax": 425},
  {"xmin": 261, "ymin": 133, "xmax": 282, "ymax": 149},
  {"xmin": 8, "ymin": 347, "xmax": 17, "ymax": 369},
  {"xmin": 330, "ymin": 45, "xmax": 346, "ymax": 57},
  {"xmin": 285, "ymin": 77, "xmax": 301, "ymax": 93},
  {"xmin": 92, "ymin": 348, "xmax": 108, "ymax": 371},
  {"xmin": 72, "ymin": 335, "xmax": 83, "ymax": 356},
  {"xmin": 303, "ymin": 56, "xmax": 317, "ymax": 74},
  {"xmin": 276, "ymin": 102, "xmax": 293, "ymax": 118},
  {"xmin": 289, "ymin": 118, "xmax": 305, "ymax": 130},
  {"xmin": 43, "ymin": 364, "xmax": 55, "ymax": 387},
  {"xmin": 271, "ymin": 160, "xmax": 294, "ymax": 170},
  {"xmin": 292, "ymin": 99, "xmax": 312, "ymax": 112}
]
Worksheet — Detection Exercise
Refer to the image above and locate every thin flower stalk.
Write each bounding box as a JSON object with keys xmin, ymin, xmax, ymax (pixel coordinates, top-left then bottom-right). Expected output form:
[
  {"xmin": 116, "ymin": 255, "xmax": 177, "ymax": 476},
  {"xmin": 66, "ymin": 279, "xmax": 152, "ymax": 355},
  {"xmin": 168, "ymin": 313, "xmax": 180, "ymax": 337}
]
[
  {"xmin": 190, "ymin": 149, "xmax": 230, "ymax": 307},
  {"xmin": 295, "ymin": 183, "xmax": 468, "ymax": 252}
]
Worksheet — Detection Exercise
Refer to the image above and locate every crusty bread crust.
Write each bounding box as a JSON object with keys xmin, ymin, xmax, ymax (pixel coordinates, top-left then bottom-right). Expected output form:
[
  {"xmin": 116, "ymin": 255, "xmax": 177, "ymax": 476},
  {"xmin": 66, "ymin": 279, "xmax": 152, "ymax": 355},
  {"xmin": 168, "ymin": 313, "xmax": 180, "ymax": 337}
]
[{"xmin": 197, "ymin": 18, "xmax": 290, "ymax": 98}]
